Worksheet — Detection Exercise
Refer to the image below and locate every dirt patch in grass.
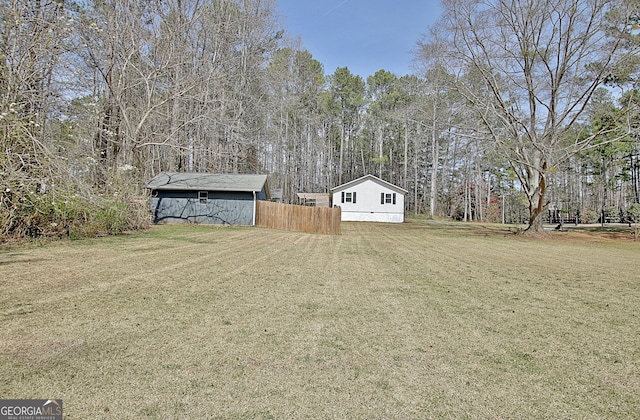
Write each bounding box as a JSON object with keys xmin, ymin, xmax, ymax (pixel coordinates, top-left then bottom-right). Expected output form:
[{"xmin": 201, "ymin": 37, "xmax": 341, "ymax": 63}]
[{"xmin": 1, "ymin": 222, "xmax": 639, "ymax": 418}]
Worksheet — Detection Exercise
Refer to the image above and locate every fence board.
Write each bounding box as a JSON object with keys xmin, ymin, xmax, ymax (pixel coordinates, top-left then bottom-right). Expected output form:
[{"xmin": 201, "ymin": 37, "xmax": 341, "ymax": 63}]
[{"xmin": 255, "ymin": 201, "xmax": 341, "ymax": 234}]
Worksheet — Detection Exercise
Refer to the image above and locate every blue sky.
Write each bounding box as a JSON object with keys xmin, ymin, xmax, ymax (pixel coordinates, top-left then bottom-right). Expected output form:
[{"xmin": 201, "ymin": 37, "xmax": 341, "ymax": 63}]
[{"xmin": 276, "ymin": 0, "xmax": 443, "ymax": 79}]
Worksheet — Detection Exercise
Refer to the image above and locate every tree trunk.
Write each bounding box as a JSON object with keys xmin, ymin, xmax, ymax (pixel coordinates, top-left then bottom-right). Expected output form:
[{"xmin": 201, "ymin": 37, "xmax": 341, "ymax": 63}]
[
  {"xmin": 404, "ymin": 117, "xmax": 408, "ymax": 190},
  {"xmin": 339, "ymin": 111, "xmax": 345, "ymax": 185},
  {"xmin": 429, "ymin": 116, "xmax": 438, "ymax": 218},
  {"xmin": 524, "ymin": 163, "xmax": 547, "ymax": 234}
]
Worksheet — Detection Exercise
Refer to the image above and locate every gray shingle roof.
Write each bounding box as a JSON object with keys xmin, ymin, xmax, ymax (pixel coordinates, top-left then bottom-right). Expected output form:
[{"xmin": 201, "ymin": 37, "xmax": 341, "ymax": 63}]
[{"xmin": 144, "ymin": 172, "xmax": 267, "ymax": 192}]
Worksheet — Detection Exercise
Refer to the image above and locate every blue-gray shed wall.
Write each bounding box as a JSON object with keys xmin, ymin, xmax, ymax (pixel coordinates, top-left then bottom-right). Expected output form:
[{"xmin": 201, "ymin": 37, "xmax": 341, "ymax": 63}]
[{"xmin": 150, "ymin": 190, "xmax": 261, "ymax": 225}]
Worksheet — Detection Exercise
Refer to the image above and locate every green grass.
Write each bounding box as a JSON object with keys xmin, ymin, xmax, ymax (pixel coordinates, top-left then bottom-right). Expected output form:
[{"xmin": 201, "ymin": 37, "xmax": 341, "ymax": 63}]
[{"xmin": 1, "ymin": 221, "xmax": 639, "ymax": 418}]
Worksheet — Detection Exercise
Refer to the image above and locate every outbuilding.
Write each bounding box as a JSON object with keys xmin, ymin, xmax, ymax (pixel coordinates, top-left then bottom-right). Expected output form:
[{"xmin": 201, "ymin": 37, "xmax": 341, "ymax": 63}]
[
  {"xmin": 145, "ymin": 172, "xmax": 269, "ymax": 225},
  {"xmin": 331, "ymin": 174, "xmax": 407, "ymax": 223}
]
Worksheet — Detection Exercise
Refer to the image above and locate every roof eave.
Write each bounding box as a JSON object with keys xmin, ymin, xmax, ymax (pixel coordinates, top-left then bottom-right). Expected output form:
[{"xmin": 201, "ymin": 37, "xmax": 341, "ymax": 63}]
[{"xmin": 148, "ymin": 186, "xmax": 262, "ymax": 192}]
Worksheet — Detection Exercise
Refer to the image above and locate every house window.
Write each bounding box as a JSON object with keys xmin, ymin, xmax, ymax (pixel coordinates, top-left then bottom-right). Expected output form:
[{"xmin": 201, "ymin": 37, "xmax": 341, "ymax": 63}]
[
  {"xmin": 341, "ymin": 191, "xmax": 357, "ymax": 203},
  {"xmin": 381, "ymin": 192, "xmax": 397, "ymax": 205},
  {"xmin": 198, "ymin": 191, "xmax": 208, "ymax": 204}
]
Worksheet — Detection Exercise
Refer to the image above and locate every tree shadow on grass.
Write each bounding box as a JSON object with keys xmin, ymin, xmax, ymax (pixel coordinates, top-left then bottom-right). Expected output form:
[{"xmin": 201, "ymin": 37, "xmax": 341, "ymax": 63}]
[{"xmin": 405, "ymin": 218, "xmax": 639, "ymax": 243}]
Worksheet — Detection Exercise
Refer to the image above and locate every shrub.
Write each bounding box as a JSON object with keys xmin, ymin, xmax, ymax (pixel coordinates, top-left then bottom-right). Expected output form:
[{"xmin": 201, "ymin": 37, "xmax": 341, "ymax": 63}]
[
  {"xmin": 605, "ymin": 206, "xmax": 620, "ymax": 223},
  {"xmin": 627, "ymin": 203, "xmax": 640, "ymax": 225},
  {"xmin": 0, "ymin": 177, "xmax": 149, "ymax": 243},
  {"xmin": 580, "ymin": 208, "xmax": 598, "ymax": 224}
]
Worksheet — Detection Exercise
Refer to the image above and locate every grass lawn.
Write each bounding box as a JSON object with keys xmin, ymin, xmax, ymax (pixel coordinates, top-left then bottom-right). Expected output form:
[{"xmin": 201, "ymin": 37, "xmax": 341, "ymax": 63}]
[{"xmin": 1, "ymin": 221, "xmax": 639, "ymax": 418}]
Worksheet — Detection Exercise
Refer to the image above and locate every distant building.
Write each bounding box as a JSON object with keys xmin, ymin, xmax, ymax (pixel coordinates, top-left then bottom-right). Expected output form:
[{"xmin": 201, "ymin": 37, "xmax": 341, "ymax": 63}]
[
  {"xmin": 270, "ymin": 188, "xmax": 283, "ymax": 203},
  {"xmin": 296, "ymin": 193, "xmax": 330, "ymax": 208},
  {"xmin": 145, "ymin": 172, "xmax": 269, "ymax": 225},
  {"xmin": 331, "ymin": 174, "xmax": 407, "ymax": 223}
]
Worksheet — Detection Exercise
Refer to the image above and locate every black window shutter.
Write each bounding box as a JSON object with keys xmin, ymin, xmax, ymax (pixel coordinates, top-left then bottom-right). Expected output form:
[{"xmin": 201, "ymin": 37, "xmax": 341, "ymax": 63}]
[
  {"xmin": 393, "ymin": 193, "xmax": 396, "ymax": 205},
  {"xmin": 353, "ymin": 192, "xmax": 356, "ymax": 204},
  {"xmin": 381, "ymin": 192, "xmax": 385, "ymax": 204},
  {"xmin": 341, "ymin": 191, "xmax": 345, "ymax": 203}
]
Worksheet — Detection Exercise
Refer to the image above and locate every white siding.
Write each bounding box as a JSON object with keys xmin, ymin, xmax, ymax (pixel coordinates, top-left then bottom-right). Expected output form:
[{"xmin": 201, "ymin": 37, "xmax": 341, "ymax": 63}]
[
  {"xmin": 334, "ymin": 178, "xmax": 405, "ymax": 223},
  {"xmin": 341, "ymin": 211, "xmax": 404, "ymax": 223}
]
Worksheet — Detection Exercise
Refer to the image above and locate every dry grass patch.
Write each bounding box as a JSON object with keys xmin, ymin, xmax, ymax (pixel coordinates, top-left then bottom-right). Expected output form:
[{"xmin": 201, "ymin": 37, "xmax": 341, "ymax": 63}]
[{"xmin": 1, "ymin": 221, "xmax": 639, "ymax": 418}]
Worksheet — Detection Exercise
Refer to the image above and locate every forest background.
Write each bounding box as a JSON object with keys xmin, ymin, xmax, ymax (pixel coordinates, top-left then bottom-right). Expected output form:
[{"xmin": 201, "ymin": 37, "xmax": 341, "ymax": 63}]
[{"xmin": 1, "ymin": 0, "xmax": 640, "ymax": 239}]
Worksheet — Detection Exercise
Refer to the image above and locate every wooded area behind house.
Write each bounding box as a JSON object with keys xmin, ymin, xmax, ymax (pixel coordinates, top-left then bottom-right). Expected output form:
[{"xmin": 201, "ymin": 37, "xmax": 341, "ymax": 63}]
[{"xmin": 1, "ymin": 0, "xmax": 640, "ymax": 239}]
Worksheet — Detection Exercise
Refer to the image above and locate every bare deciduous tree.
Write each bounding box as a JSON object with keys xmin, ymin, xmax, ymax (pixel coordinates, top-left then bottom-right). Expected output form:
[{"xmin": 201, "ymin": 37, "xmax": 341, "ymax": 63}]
[{"xmin": 419, "ymin": 0, "xmax": 637, "ymax": 232}]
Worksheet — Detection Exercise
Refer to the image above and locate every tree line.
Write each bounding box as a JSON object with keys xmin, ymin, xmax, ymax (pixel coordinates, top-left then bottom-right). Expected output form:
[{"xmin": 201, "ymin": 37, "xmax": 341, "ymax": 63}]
[{"xmin": 1, "ymin": 0, "xmax": 639, "ymax": 239}]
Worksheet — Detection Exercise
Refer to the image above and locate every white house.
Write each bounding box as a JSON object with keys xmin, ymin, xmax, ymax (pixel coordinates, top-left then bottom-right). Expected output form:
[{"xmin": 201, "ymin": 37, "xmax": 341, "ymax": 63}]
[{"xmin": 331, "ymin": 174, "xmax": 407, "ymax": 223}]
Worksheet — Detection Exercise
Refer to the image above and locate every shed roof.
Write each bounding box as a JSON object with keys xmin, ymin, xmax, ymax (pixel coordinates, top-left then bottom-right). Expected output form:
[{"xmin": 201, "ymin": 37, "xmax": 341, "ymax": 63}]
[
  {"xmin": 331, "ymin": 174, "xmax": 408, "ymax": 195},
  {"xmin": 145, "ymin": 172, "xmax": 268, "ymax": 193}
]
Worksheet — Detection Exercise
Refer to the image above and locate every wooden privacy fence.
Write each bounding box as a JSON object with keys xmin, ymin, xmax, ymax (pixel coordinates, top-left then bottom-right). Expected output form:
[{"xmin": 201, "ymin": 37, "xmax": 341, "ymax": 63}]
[{"xmin": 255, "ymin": 201, "xmax": 341, "ymax": 234}]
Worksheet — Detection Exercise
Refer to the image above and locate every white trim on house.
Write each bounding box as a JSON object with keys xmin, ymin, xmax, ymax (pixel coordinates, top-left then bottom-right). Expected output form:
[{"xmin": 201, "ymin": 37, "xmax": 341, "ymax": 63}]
[
  {"xmin": 252, "ymin": 191, "xmax": 257, "ymax": 226},
  {"xmin": 331, "ymin": 174, "xmax": 407, "ymax": 223}
]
